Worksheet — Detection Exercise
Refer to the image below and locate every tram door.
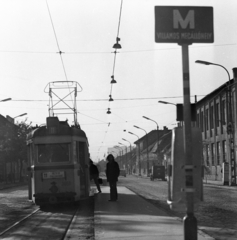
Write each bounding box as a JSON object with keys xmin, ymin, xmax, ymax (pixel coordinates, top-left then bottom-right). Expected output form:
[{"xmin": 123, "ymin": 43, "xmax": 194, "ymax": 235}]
[
  {"xmin": 77, "ymin": 142, "xmax": 88, "ymax": 198},
  {"xmin": 27, "ymin": 143, "xmax": 34, "ymax": 200}
]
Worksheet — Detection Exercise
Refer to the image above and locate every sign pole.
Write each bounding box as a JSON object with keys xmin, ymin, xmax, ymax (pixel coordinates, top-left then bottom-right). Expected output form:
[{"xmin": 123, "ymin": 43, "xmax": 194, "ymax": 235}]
[
  {"xmin": 155, "ymin": 6, "xmax": 213, "ymax": 240},
  {"xmin": 181, "ymin": 44, "xmax": 197, "ymax": 240}
]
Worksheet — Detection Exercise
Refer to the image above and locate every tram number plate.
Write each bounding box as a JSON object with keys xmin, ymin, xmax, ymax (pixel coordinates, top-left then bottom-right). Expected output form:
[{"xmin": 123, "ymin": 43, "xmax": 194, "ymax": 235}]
[{"xmin": 43, "ymin": 171, "xmax": 65, "ymax": 179}]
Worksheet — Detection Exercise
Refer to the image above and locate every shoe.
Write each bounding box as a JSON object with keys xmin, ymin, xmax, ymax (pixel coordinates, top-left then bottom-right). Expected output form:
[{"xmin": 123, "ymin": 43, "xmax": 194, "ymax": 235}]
[
  {"xmin": 108, "ymin": 199, "xmax": 116, "ymax": 202},
  {"xmin": 98, "ymin": 191, "xmax": 102, "ymax": 193}
]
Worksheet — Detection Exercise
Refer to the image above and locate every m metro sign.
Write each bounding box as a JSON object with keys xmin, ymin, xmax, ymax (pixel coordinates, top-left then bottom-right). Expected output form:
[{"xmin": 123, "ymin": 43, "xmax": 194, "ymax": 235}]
[{"xmin": 155, "ymin": 6, "xmax": 214, "ymax": 44}]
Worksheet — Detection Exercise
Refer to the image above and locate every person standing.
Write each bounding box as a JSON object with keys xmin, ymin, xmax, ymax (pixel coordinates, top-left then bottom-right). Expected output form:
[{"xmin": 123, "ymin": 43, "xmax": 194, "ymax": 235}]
[
  {"xmin": 89, "ymin": 160, "xmax": 101, "ymax": 193},
  {"xmin": 106, "ymin": 154, "xmax": 120, "ymax": 201}
]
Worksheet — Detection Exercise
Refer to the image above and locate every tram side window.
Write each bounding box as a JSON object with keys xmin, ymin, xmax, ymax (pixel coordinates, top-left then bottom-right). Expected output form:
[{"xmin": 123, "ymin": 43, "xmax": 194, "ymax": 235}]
[{"xmin": 38, "ymin": 143, "xmax": 70, "ymax": 163}]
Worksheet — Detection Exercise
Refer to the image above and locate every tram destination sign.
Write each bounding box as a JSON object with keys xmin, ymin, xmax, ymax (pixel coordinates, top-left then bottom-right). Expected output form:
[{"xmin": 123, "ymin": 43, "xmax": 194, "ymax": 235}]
[{"xmin": 155, "ymin": 6, "xmax": 214, "ymax": 44}]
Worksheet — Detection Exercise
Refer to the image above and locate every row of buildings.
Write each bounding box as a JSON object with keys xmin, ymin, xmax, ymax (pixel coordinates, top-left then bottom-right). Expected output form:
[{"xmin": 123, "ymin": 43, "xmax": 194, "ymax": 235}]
[
  {"xmin": 0, "ymin": 115, "xmax": 27, "ymax": 183},
  {"xmin": 106, "ymin": 68, "xmax": 237, "ymax": 186}
]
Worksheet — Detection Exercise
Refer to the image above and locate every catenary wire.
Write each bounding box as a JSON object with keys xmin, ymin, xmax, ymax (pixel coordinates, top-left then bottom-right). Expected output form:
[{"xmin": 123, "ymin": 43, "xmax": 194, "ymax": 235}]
[
  {"xmin": 45, "ymin": 0, "xmax": 77, "ymax": 117},
  {"xmin": 0, "ymin": 43, "xmax": 235, "ymax": 55}
]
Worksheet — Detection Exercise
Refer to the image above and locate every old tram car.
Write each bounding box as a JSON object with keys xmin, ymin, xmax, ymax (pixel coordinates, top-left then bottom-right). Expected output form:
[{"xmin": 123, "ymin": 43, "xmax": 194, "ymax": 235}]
[{"xmin": 27, "ymin": 116, "xmax": 90, "ymax": 205}]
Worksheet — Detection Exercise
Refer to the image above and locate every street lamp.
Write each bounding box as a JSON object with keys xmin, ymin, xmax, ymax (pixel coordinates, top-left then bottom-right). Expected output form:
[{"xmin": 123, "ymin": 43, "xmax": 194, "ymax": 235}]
[
  {"xmin": 195, "ymin": 60, "xmax": 231, "ymax": 81},
  {"xmin": 134, "ymin": 125, "xmax": 149, "ymax": 177},
  {"xmin": 119, "ymin": 142, "xmax": 127, "ymax": 171},
  {"xmin": 0, "ymin": 98, "xmax": 11, "ymax": 102},
  {"xmin": 158, "ymin": 100, "xmax": 176, "ymax": 106},
  {"xmin": 122, "ymin": 138, "xmax": 132, "ymax": 174},
  {"xmin": 143, "ymin": 116, "xmax": 159, "ymax": 166},
  {"xmin": 128, "ymin": 131, "xmax": 141, "ymax": 176},
  {"xmin": 159, "ymin": 101, "xmax": 184, "ymax": 126},
  {"xmin": 195, "ymin": 60, "xmax": 236, "ymax": 186},
  {"xmin": 14, "ymin": 113, "xmax": 27, "ymax": 119}
]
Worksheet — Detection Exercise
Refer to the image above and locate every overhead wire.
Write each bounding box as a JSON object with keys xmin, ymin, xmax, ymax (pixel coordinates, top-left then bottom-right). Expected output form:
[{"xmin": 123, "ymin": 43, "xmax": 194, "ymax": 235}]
[
  {"xmin": 46, "ymin": 1, "xmax": 68, "ymax": 81},
  {"xmin": 97, "ymin": 0, "xmax": 124, "ymax": 160},
  {"xmin": 9, "ymin": 94, "xmax": 206, "ymax": 102},
  {"xmin": 45, "ymin": 0, "xmax": 75, "ymax": 119},
  {"xmin": 0, "ymin": 43, "xmax": 235, "ymax": 55},
  {"xmin": 108, "ymin": 0, "xmax": 123, "ymax": 112}
]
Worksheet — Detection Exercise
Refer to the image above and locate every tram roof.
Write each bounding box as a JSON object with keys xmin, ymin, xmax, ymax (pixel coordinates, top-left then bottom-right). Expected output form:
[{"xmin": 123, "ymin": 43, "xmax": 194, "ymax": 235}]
[{"xmin": 26, "ymin": 117, "xmax": 88, "ymax": 140}]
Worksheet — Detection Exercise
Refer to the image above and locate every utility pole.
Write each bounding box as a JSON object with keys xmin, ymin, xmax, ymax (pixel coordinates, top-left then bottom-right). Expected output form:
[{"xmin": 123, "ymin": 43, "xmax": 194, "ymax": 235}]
[
  {"xmin": 134, "ymin": 125, "xmax": 149, "ymax": 177},
  {"xmin": 155, "ymin": 6, "xmax": 214, "ymax": 240},
  {"xmin": 129, "ymin": 131, "xmax": 141, "ymax": 176},
  {"xmin": 143, "ymin": 116, "xmax": 159, "ymax": 166}
]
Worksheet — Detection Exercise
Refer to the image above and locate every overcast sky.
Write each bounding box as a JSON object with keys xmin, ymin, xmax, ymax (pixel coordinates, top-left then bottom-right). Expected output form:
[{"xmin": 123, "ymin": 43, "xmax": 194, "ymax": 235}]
[{"xmin": 0, "ymin": 0, "xmax": 236, "ymax": 161}]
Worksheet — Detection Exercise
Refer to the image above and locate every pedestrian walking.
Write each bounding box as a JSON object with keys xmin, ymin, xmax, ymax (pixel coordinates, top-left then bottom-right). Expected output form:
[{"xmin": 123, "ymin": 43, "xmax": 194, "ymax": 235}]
[
  {"xmin": 89, "ymin": 160, "xmax": 101, "ymax": 193},
  {"xmin": 105, "ymin": 154, "xmax": 120, "ymax": 201}
]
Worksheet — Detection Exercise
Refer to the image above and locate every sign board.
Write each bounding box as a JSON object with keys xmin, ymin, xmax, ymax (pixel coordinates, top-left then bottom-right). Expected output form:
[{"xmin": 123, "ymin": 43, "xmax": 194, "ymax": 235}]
[
  {"xmin": 43, "ymin": 171, "xmax": 65, "ymax": 179},
  {"xmin": 155, "ymin": 6, "xmax": 214, "ymax": 44}
]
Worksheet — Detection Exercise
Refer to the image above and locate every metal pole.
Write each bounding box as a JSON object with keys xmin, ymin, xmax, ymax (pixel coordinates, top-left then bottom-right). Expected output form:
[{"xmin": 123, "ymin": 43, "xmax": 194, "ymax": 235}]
[
  {"xmin": 182, "ymin": 44, "xmax": 197, "ymax": 240},
  {"xmin": 130, "ymin": 144, "xmax": 132, "ymax": 174},
  {"xmin": 115, "ymin": 146, "xmax": 123, "ymax": 168},
  {"xmin": 119, "ymin": 142, "xmax": 128, "ymax": 171},
  {"xmin": 156, "ymin": 125, "xmax": 159, "ymax": 165},
  {"xmin": 128, "ymin": 132, "xmax": 141, "ymax": 176},
  {"xmin": 231, "ymin": 68, "xmax": 237, "ymax": 185},
  {"xmin": 134, "ymin": 126, "xmax": 150, "ymax": 177},
  {"xmin": 146, "ymin": 134, "xmax": 149, "ymax": 176},
  {"xmin": 142, "ymin": 116, "xmax": 159, "ymax": 166},
  {"xmin": 122, "ymin": 138, "xmax": 132, "ymax": 174}
]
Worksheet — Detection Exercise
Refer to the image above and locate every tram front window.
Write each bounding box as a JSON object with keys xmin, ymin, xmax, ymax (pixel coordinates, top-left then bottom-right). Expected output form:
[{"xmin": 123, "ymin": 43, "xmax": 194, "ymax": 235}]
[{"xmin": 38, "ymin": 143, "xmax": 69, "ymax": 163}]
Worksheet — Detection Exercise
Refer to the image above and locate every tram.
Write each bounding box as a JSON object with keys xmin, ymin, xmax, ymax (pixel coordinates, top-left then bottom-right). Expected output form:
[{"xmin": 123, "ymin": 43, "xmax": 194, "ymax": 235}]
[{"xmin": 26, "ymin": 81, "xmax": 90, "ymax": 206}]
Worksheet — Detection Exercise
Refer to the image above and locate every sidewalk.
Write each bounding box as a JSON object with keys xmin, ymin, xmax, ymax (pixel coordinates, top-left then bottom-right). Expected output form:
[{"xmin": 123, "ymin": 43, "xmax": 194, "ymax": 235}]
[
  {"xmin": 94, "ymin": 186, "xmax": 214, "ymax": 240},
  {"xmin": 0, "ymin": 181, "xmax": 27, "ymax": 190},
  {"xmin": 134, "ymin": 173, "xmax": 237, "ymax": 189}
]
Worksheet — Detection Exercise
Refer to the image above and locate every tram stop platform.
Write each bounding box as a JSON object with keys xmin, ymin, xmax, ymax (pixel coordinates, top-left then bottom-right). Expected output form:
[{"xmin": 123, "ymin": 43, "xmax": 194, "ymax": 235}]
[{"xmin": 94, "ymin": 186, "xmax": 214, "ymax": 240}]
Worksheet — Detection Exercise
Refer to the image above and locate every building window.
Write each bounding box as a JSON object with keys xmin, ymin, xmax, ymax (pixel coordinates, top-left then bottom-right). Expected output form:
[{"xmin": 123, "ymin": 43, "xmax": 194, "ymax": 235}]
[
  {"xmin": 197, "ymin": 113, "xmax": 200, "ymax": 128},
  {"xmin": 210, "ymin": 105, "xmax": 214, "ymax": 129},
  {"xmin": 211, "ymin": 143, "xmax": 215, "ymax": 165},
  {"xmin": 206, "ymin": 144, "xmax": 210, "ymax": 166},
  {"xmin": 215, "ymin": 102, "xmax": 219, "ymax": 127},
  {"xmin": 216, "ymin": 142, "xmax": 220, "ymax": 165},
  {"xmin": 200, "ymin": 111, "xmax": 204, "ymax": 132},
  {"xmin": 221, "ymin": 99, "xmax": 226, "ymax": 124},
  {"xmin": 205, "ymin": 108, "xmax": 209, "ymax": 131},
  {"xmin": 222, "ymin": 140, "xmax": 226, "ymax": 163}
]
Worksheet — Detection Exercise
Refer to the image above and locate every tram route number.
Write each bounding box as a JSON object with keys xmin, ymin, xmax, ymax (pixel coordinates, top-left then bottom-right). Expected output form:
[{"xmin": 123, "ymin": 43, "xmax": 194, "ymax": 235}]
[{"xmin": 43, "ymin": 171, "xmax": 65, "ymax": 179}]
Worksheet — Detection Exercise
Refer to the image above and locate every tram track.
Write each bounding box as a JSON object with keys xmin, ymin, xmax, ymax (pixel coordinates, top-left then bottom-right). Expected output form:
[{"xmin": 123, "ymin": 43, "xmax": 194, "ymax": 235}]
[
  {"xmin": 0, "ymin": 208, "xmax": 41, "ymax": 237},
  {"xmin": 0, "ymin": 197, "xmax": 94, "ymax": 240},
  {"xmin": 0, "ymin": 205, "xmax": 78, "ymax": 239},
  {"xmin": 61, "ymin": 205, "xmax": 80, "ymax": 240}
]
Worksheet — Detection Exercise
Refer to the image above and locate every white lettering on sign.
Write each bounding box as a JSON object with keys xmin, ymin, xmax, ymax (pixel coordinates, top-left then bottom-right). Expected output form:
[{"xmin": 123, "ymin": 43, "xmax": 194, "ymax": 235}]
[
  {"xmin": 43, "ymin": 171, "xmax": 65, "ymax": 179},
  {"xmin": 156, "ymin": 32, "xmax": 180, "ymax": 40},
  {"xmin": 173, "ymin": 10, "xmax": 195, "ymax": 29},
  {"xmin": 156, "ymin": 32, "xmax": 212, "ymax": 41}
]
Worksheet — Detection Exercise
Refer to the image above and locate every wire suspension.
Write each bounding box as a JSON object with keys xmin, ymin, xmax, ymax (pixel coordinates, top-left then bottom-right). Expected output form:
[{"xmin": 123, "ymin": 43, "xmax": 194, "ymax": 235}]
[{"xmin": 108, "ymin": 0, "xmax": 124, "ymax": 112}]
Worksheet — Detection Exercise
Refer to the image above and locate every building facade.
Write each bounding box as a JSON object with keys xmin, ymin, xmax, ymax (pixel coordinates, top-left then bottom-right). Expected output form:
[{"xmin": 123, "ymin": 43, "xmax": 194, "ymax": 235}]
[
  {"xmin": 134, "ymin": 127, "xmax": 171, "ymax": 176},
  {"xmin": 196, "ymin": 79, "xmax": 237, "ymax": 185}
]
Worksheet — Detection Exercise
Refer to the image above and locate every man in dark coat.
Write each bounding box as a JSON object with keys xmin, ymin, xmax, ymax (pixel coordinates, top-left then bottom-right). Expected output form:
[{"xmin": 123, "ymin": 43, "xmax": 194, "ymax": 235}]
[
  {"xmin": 89, "ymin": 160, "xmax": 101, "ymax": 193},
  {"xmin": 106, "ymin": 154, "xmax": 120, "ymax": 201}
]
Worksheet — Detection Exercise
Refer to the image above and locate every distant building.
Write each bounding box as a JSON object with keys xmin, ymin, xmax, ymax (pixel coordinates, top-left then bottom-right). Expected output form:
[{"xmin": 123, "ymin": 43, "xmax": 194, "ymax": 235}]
[
  {"xmin": 133, "ymin": 127, "xmax": 171, "ymax": 176},
  {"xmin": 0, "ymin": 115, "xmax": 17, "ymax": 182}
]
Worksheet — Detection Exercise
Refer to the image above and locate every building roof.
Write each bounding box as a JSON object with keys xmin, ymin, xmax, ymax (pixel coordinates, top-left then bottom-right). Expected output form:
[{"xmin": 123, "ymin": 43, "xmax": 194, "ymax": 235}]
[
  {"xmin": 140, "ymin": 130, "xmax": 172, "ymax": 155},
  {"xmin": 196, "ymin": 79, "xmax": 233, "ymax": 105}
]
